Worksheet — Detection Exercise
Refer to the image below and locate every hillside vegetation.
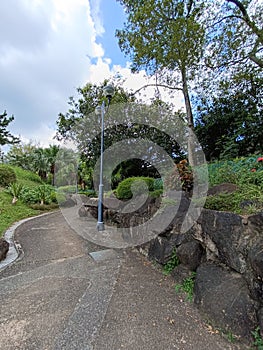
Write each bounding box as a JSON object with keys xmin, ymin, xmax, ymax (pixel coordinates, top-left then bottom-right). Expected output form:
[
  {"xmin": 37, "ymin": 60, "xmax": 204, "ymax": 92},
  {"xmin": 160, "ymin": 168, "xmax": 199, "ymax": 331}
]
[
  {"xmin": 205, "ymin": 156, "xmax": 263, "ymax": 214},
  {"xmin": 0, "ymin": 165, "xmax": 57, "ymax": 237}
]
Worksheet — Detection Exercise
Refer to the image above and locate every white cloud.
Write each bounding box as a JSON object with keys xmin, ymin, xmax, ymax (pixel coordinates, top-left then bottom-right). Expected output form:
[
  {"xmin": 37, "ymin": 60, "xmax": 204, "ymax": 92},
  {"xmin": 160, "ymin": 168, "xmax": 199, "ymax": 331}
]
[
  {"xmin": 0, "ymin": 0, "xmax": 184, "ymax": 153},
  {"xmin": 88, "ymin": 60, "xmax": 185, "ymax": 110},
  {"xmin": 0, "ymin": 0, "xmax": 103, "ymax": 147}
]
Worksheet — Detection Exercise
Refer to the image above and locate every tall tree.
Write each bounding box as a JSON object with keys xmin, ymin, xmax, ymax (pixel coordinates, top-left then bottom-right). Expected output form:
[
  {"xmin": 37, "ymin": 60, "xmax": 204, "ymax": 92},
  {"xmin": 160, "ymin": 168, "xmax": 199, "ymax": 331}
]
[
  {"xmin": 195, "ymin": 68, "xmax": 263, "ymax": 160},
  {"xmin": 56, "ymin": 82, "xmax": 185, "ymax": 159},
  {"xmin": 116, "ymin": 0, "xmax": 207, "ymax": 165},
  {"xmin": 205, "ymin": 0, "xmax": 263, "ymax": 69},
  {"xmin": 0, "ymin": 111, "xmax": 19, "ymax": 146},
  {"xmin": 5, "ymin": 142, "xmax": 38, "ymax": 170},
  {"xmin": 43, "ymin": 145, "xmax": 60, "ymax": 185}
]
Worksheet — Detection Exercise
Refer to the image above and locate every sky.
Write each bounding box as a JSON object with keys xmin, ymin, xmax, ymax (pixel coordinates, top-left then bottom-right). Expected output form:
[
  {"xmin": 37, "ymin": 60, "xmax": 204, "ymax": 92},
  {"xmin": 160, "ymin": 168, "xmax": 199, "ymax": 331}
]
[{"xmin": 0, "ymin": 0, "xmax": 184, "ymax": 149}]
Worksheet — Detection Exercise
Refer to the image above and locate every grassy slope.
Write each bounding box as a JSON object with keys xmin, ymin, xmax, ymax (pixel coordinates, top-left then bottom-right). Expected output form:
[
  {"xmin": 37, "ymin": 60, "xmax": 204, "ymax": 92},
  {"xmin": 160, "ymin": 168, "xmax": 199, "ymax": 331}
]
[
  {"xmin": 205, "ymin": 156, "xmax": 263, "ymax": 214},
  {"xmin": 0, "ymin": 167, "xmax": 46, "ymax": 237}
]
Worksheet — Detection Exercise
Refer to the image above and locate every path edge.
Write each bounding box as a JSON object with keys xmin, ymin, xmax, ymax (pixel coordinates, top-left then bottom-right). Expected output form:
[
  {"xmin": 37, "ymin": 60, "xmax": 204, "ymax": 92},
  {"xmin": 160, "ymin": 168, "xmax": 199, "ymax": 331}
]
[{"xmin": 0, "ymin": 210, "xmax": 60, "ymax": 271}]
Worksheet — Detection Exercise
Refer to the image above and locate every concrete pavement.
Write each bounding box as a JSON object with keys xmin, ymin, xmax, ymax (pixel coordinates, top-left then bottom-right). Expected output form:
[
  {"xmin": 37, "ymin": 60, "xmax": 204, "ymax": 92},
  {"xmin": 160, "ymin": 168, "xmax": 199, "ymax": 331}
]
[{"xmin": 0, "ymin": 211, "xmax": 247, "ymax": 349}]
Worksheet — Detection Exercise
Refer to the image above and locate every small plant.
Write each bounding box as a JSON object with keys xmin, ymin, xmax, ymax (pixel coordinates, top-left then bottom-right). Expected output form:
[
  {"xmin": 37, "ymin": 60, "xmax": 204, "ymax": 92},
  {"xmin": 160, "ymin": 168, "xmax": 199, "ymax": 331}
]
[
  {"xmin": 0, "ymin": 165, "xmax": 16, "ymax": 187},
  {"xmin": 164, "ymin": 159, "xmax": 193, "ymax": 192},
  {"xmin": 226, "ymin": 331, "xmax": 236, "ymax": 343},
  {"xmin": 163, "ymin": 249, "xmax": 180, "ymax": 275},
  {"xmin": 8, "ymin": 182, "xmax": 24, "ymax": 204},
  {"xmin": 252, "ymin": 327, "xmax": 263, "ymax": 350},
  {"xmin": 175, "ymin": 272, "xmax": 196, "ymax": 302},
  {"xmin": 36, "ymin": 185, "xmax": 53, "ymax": 205}
]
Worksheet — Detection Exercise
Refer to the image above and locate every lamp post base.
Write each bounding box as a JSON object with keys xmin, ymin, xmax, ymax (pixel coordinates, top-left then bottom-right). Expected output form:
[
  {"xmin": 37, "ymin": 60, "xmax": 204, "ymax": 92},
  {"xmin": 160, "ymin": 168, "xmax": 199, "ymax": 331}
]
[{"xmin": 97, "ymin": 222, "xmax": 105, "ymax": 231}]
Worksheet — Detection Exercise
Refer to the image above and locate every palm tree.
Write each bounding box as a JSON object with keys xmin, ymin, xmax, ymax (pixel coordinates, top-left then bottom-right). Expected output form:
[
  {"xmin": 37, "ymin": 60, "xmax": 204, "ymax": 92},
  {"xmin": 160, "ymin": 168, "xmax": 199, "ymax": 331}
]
[
  {"xmin": 32, "ymin": 148, "xmax": 49, "ymax": 181},
  {"xmin": 44, "ymin": 145, "xmax": 60, "ymax": 185}
]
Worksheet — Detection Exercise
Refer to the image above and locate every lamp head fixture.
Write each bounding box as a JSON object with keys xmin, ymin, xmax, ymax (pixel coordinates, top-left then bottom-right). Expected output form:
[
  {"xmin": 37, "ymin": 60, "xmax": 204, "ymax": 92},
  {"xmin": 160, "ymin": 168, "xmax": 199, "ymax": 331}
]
[{"xmin": 103, "ymin": 84, "xmax": 115, "ymax": 100}]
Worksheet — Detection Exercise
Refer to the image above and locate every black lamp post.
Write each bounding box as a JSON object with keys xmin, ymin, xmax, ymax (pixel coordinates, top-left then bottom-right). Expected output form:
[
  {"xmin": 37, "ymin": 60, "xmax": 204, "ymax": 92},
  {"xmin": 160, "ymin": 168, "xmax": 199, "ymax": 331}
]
[{"xmin": 95, "ymin": 84, "xmax": 114, "ymax": 231}]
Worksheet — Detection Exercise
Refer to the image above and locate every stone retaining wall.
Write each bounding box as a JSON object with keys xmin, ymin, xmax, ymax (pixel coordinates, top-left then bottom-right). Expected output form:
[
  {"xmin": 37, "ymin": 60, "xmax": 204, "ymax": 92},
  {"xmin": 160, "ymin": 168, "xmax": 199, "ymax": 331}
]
[
  {"xmin": 79, "ymin": 194, "xmax": 263, "ymax": 342},
  {"xmin": 146, "ymin": 205, "xmax": 263, "ymax": 342}
]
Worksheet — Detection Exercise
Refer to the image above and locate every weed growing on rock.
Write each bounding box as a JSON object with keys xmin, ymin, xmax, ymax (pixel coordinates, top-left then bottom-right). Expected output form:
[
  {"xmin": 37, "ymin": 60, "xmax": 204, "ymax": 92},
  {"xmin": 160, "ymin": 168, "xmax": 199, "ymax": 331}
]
[
  {"xmin": 252, "ymin": 327, "xmax": 263, "ymax": 350},
  {"xmin": 175, "ymin": 272, "xmax": 196, "ymax": 302},
  {"xmin": 163, "ymin": 249, "xmax": 180, "ymax": 275}
]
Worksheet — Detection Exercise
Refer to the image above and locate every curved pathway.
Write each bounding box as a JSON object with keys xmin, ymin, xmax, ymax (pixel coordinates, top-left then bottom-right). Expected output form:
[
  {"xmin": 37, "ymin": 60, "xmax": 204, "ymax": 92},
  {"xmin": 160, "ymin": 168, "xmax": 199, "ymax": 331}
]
[{"xmin": 0, "ymin": 211, "xmax": 246, "ymax": 349}]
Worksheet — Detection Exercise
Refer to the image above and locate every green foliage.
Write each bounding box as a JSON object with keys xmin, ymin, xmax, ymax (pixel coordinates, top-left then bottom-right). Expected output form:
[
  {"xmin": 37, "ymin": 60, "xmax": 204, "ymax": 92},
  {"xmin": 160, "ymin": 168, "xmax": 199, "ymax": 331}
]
[
  {"xmin": 175, "ymin": 272, "xmax": 196, "ymax": 302},
  {"xmin": 117, "ymin": 0, "xmax": 206, "ymax": 75},
  {"xmin": 0, "ymin": 166, "xmax": 57, "ymax": 237},
  {"xmin": 78, "ymin": 189, "xmax": 97, "ymax": 197},
  {"xmin": 8, "ymin": 183, "xmax": 24, "ymax": 204},
  {"xmin": 57, "ymin": 185, "xmax": 77, "ymax": 194},
  {"xmin": 5, "ymin": 143, "xmax": 59, "ymax": 183},
  {"xmin": 205, "ymin": 1, "xmax": 263, "ymax": 69},
  {"xmin": 148, "ymin": 189, "xmax": 163, "ymax": 199},
  {"xmin": 12, "ymin": 166, "xmax": 42, "ymax": 186},
  {"xmin": 29, "ymin": 203, "xmax": 58, "ymax": 211},
  {"xmin": 0, "ymin": 110, "xmax": 20, "ymax": 146},
  {"xmin": 163, "ymin": 249, "xmax": 180, "ymax": 275},
  {"xmin": 115, "ymin": 177, "xmax": 155, "ymax": 200},
  {"xmin": 252, "ymin": 327, "xmax": 263, "ymax": 350},
  {"xmin": 0, "ymin": 190, "xmax": 43, "ymax": 237},
  {"xmin": 226, "ymin": 331, "xmax": 237, "ymax": 343},
  {"xmin": 208, "ymin": 157, "xmax": 263, "ymax": 187},
  {"xmin": 0, "ymin": 165, "xmax": 16, "ymax": 187},
  {"xmin": 204, "ymin": 156, "xmax": 263, "ymax": 214},
  {"xmin": 20, "ymin": 185, "xmax": 56, "ymax": 205},
  {"xmin": 153, "ymin": 178, "xmax": 163, "ymax": 191},
  {"xmin": 195, "ymin": 84, "xmax": 263, "ymax": 161}
]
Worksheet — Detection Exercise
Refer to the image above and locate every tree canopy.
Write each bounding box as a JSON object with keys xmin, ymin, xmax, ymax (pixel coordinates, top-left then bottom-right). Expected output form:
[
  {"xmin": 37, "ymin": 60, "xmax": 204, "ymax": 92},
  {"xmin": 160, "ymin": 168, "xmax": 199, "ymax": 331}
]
[
  {"xmin": 116, "ymin": 0, "xmax": 207, "ymax": 164},
  {"xmin": 0, "ymin": 111, "xmax": 19, "ymax": 146},
  {"xmin": 56, "ymin": 80, "xmax": 187, "ymax": 178}
]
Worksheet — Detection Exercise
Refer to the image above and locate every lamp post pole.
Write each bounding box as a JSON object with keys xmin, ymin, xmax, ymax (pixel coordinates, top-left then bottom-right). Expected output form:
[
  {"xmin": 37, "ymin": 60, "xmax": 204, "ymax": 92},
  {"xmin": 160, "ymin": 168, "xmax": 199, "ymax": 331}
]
[
  {"xmin": 97, "ymin": 100, "xmax": 105, "ymax": 231},
  {"xmin": 95, "ymin": 84, "xmax": 114, "ymax": 231}
]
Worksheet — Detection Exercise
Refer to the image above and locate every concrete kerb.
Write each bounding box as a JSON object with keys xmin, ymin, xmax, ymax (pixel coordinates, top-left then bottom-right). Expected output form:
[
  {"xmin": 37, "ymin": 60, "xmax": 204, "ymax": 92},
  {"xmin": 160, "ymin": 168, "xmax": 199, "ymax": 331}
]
[{"xmin": 0, "ymin": 210, "xmax": 60, "ymax": 271}]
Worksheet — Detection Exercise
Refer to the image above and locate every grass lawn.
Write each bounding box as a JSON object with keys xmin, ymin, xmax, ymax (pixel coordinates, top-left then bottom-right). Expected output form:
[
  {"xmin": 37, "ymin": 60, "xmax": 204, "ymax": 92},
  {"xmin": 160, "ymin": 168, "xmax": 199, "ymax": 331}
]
[
  {"xmin": 0, "ymin": 189, "xmax": 44, "ymax": 237},
  {"xmin": 0, "ymin": 166, "xmax": 57, "ymax": 238}
]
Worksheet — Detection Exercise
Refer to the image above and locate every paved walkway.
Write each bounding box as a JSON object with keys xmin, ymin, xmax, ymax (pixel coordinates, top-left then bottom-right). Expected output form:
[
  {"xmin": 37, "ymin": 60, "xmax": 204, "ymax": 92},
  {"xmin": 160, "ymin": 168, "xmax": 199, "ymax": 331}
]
[{"xmin": 0, "ymin": 211, "xmax": 247, "ymax": 349}]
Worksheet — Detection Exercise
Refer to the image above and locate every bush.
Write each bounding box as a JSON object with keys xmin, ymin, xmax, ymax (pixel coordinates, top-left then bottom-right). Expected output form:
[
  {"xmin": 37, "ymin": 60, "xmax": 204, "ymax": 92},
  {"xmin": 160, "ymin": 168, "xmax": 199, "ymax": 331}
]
[
  {"xmin": 57, "ymin": 185, "xmax": 77, "ymax": 194},
  {"xmin": 20, "ymin": 187, "xmax": 39, "ymax": 204},
  {"xmin": 149, "ymin": 189, "xmax": 163, "ymax": 198},
  {"xmin": 0, "ymin": 165, "xmax": 16, "ymax": 187},
  {"xmin": 20, "ymin": 185, "xmax": 56, "ymax": 205},
  {"xmin": 116, "ymin": 177, "xmax": 155, "ymax": 200},
  {"xmin": 153, "ymin": 178, "xmax": 163, "ymax": 191}
]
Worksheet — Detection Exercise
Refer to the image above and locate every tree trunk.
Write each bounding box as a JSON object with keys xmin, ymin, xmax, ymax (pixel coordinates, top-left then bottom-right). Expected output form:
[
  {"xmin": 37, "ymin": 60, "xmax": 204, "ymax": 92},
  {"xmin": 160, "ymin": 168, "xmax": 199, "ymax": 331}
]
[{"xmin": 181, "ymin": 68, "xmax": 195, "ymax": 166}]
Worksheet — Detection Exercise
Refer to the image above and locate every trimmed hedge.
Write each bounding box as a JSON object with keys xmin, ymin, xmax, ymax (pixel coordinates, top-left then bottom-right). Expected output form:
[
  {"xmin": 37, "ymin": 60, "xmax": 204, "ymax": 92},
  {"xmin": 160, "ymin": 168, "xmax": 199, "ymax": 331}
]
[
  {"xmin": 0, "ymin": 165, "xmax": 16, "ymax": 187},
  {"xmin": 116, "ymin": 177, "xmax": 155, "ymax": 200}
]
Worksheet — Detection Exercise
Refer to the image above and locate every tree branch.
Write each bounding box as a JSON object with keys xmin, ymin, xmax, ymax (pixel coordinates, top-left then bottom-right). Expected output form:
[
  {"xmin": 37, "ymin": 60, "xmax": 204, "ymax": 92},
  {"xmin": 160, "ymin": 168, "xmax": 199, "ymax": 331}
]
[
  {"xmin": 226, "ymin": 0, "xmax": 263, "ymax": 44},
  {"xmin": 130, "ymin": 83, "xmax": 183, "ymax": 97},
  {"xmin": 249, "ymin": 38, "xmax": 263, "ymax": 68}
]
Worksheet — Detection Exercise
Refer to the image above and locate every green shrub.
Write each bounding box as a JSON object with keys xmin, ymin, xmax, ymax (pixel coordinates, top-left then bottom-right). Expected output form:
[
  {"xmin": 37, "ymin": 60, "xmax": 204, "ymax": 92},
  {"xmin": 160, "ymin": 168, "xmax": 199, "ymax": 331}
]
[
  {"xmin": 78, "ymin": 189, "xmax": 97, "ymax": 197},
  {"xmin": 29, "ymin": 203, "xmax": 59, "ymax": 211},
  {"xmin": 116, "ymin": 177, "xmax": 155, "ymax": 200},
  {"xmin": 0, "ymin": 165, "xmax": 16, "ymax": 187},
  {"xmin": 153, "ymin": 178, "xmax": 163, "ymax": 191},
  {"xmin": 20, "ymin": 187, "xmax": 39, "ymax": 204},
  {"xmin": 149, "ymin": 189, "xmax": 163, "ymax": 198},
  {"xmin": 20, "ymin": 185, "xmax": 56, "ymax": 205},
  {"xmin": 8, "ymin": 182, "xmax": 24, "ymax": 204},
  {"xmin": 57, "ymin": 185, "xmax": 77, "ymax": 194}
]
